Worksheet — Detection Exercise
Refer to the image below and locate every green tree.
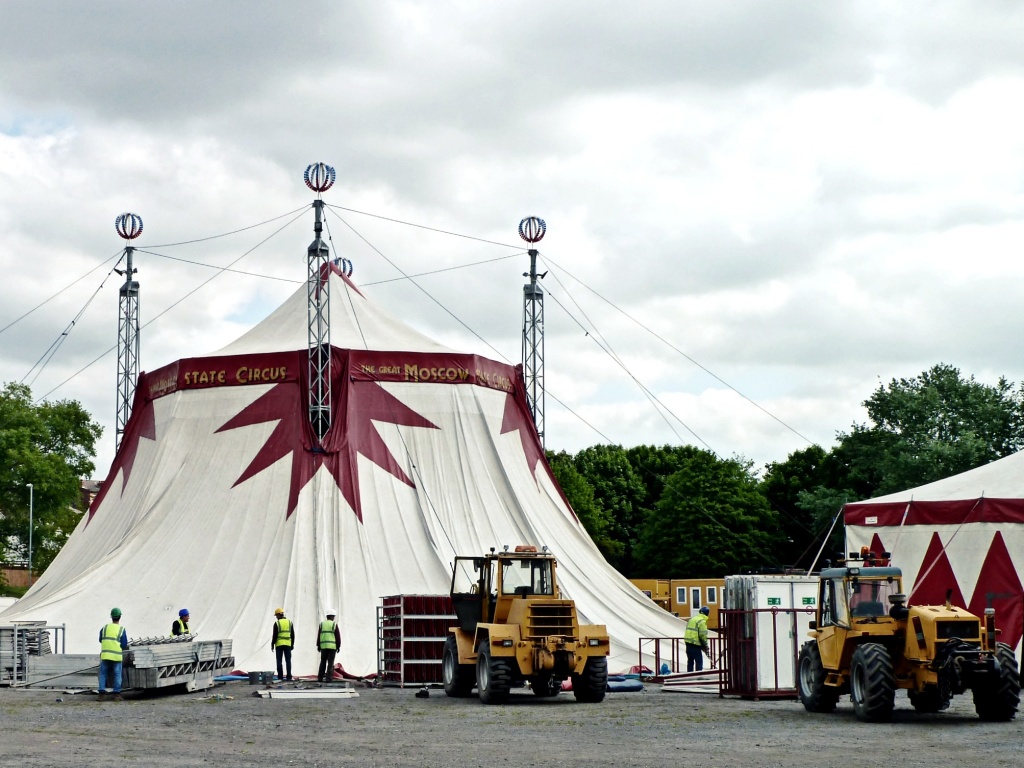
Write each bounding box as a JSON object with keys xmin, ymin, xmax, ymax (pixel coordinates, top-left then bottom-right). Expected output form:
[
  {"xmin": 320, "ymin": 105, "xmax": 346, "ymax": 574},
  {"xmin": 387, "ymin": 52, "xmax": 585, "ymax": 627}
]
[
  {"xmin": 624, "ymin": 443, "xmax": 704, "ymax": 513},
  {"xmin": 0, "ymin": 382, "xmax": 103, "ymax": 574},
  {"xmin": 761, "ymin": 444, "xmax": 840, "ymax": 569},
  {"xmin": 853, "ymin": 363, "xmax": 1024, "ymax": 494},
  {"xmin": 547, "ymin": 451, "xmax": 623, "ymax": 565},
  {"xmin": 570, "ymin": 445, "xmax": 647, "ymax": 576},
  {"xmin": 634, "ymin": 450, "xmax": 783, "ymax": 578}
]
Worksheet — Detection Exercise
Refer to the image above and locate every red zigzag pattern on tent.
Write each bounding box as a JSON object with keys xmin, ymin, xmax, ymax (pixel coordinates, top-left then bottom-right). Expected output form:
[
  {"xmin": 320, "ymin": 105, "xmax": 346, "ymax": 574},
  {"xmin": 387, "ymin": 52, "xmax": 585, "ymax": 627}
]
[{"xmin": 869, "ymin": 531, "xmax": 1023, "ymax": 652}]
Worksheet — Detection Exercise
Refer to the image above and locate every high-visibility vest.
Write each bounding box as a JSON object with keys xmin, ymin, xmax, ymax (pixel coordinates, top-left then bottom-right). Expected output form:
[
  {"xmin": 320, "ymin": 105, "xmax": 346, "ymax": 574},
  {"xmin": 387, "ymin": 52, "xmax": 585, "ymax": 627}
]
[
  {"xmin": 319, "ymin": 620, "xmax": 338, "ymax": 651},
  {"xmin": 275, "ymin": 618, "xmax": 292, "ymax": 647},
  {"xmin": 100, "ymin": 623, "xmax": 125, "ymax": 661},
  {"xmin": 684, "ymin": 614, "xmax": 708, "ymax": 646},
  {"xmin": 172, "ymin": 618, "xmax": 190, "ymax": 636}
]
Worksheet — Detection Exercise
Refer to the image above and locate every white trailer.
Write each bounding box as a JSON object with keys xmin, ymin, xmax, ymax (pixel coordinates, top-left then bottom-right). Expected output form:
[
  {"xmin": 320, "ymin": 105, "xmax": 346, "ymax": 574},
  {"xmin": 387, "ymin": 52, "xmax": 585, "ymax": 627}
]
[{"xmin": 723, "ymin": 574, "xmax": 818, "ymax": 697}]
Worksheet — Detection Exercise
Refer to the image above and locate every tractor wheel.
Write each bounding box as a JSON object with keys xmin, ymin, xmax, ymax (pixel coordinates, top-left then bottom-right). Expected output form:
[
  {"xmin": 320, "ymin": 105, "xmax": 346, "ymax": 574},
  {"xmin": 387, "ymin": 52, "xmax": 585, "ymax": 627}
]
[
  {"xmin": 908, "ymin": 685, "xmax": 948, "ymax": 713},
  {"xmin": 531, "ymin": 674, "xmax": 562, "ymax": 697},
  {"xmin": 850, "ymin": 643, "xmax": 895, "ymax": 722},
  {"xmin": 797, "ymin": 641, "xmax": 839, "ymax": 713},
  {"xmin": 476, "ymin": 641, "xmax": 512, "ymax": 704},
  {"xmin": 571, "ymin": 656, "xmax": 608, "ymax": 703},
  {"xmin": 973, "ymin": 642, "xmax": 1021, "ymax": 721},
  {"xmin": 442, "ymin": 636, "xmax": 475, "ymax": 698}
]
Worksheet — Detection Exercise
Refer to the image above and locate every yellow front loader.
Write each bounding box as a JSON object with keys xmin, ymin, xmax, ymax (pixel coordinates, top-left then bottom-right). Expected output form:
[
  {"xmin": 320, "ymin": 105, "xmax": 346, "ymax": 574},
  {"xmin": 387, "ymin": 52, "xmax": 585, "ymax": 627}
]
[{"xmin": 442, "ymin": 545, "xmax": 610, "ymax": 704}]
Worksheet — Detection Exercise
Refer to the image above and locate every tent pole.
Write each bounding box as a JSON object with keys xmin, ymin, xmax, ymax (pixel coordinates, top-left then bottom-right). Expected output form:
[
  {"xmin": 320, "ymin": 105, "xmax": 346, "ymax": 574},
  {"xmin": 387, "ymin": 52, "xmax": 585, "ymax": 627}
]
[{"xmin": 807, "ymin": 507, "xmax": 843, "ymax": 575}]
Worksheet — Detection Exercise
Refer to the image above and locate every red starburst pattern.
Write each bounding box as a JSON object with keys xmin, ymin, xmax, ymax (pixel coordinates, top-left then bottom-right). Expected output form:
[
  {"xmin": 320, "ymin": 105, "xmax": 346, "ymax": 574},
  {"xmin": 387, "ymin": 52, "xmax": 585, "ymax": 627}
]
[
  {"xmin": 88, "ymin": 397, "xmax": 157, "ymax": 522},
  {"xmin": 498, "ymin": 389, "xmax": 577, "ymax": 521},
  {"xmin": 500, "ymin": 391, "xmax": 545, "ymax": 476},
  {"xmin": 217, "ymin": 378, "xmax": 438, "ymax": 521}
]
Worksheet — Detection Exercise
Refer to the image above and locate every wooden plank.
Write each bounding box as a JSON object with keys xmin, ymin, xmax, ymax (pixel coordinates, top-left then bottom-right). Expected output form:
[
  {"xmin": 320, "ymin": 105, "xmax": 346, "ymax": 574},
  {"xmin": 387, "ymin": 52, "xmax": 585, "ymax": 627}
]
[{"xmin": 259, "ymin": 688, "xmax": 359, "ymax": 699}]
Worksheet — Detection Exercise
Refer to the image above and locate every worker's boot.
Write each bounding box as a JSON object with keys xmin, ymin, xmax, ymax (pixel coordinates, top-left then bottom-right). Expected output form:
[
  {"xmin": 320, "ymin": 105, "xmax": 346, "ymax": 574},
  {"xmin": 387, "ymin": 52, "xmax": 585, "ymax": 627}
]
[
  {"xmin": 112, "ymin": 693, "xmax": 123, "ymax": 702},
  {"xmin": 97, "ymin": 692, "xmax": 107, "ymax": 701}
]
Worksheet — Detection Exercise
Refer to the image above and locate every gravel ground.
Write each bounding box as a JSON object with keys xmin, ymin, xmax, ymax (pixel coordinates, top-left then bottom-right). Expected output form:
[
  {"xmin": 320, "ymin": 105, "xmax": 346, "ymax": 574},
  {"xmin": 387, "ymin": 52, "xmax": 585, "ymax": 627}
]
[{"xmin": 1, "ymin": 681, "xmax": 1021, "ymax": 768}]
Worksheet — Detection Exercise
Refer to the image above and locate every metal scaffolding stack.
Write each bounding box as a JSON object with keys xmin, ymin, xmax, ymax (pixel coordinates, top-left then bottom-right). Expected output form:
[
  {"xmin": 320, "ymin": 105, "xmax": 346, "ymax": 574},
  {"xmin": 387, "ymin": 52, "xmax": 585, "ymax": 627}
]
[
  {"xmin": 377, "ymin": 595, "xmax": 456, "ymax": 687},
  {"xmin": 124, "ymin": 636, "xmax": 234, "ymax": 691},
  {"xmin": 0, "ymin": 622, "xmax": 64, "ymax": 686}
]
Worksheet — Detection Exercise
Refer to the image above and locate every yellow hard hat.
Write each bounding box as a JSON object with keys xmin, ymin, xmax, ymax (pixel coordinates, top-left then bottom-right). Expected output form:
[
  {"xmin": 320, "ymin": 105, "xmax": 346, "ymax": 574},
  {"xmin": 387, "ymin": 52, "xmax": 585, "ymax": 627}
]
[{"xmin": 274, "ymin": 607, "xmax": 285, "ymax": 616}]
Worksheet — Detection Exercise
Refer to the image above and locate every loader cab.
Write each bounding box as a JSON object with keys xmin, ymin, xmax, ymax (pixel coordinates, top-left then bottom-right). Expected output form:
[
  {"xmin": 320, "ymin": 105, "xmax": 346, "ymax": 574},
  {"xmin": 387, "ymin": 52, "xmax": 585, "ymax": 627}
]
[
  {"xmin": 813, "ymin": 559, "xmax": 904, "ymax": 671},
  {"xmin": 817, "ymin": 566, "xmax": 903, "ymax": 627},
  {"xmin": 450, "ymin": 556, "xmax": 492, "ymax": 633},
  {"xmin": 817, "ymin": 576, "xmax": 848, "ymax": 628},
  {"xmin": 848, "ymin": 575, "xmax": 902, "ymax": 618},
  {"xmin": 450, "ymin": 546, "xmax": 558, "ymax": 632}
]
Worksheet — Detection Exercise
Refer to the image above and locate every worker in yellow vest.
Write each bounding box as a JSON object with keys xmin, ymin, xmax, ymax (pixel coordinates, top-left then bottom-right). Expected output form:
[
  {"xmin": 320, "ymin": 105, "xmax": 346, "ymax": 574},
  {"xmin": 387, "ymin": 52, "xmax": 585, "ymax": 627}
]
[
  {"xmin": 98, "ymin": 607, "xmax": 129, "ymax": 701},
  {"xmin": 171, "ymin": 608, "xmax": 191, "ymax": 637},
  {"xmin": 684, "ymin": 606, "xmax": 710, "ymax": 672},
  {"xmin": 317, "ymin": 608, "xmax": 342, "ymax": 684},
  {"xmin": 271, "ymin": 607, "xmax": 294, "ymax": 681}
]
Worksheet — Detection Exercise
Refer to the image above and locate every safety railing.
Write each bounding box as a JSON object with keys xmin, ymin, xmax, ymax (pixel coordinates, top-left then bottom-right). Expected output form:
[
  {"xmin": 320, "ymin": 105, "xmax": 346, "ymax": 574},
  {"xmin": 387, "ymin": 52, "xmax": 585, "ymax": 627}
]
[
  {"xmin": 639, "ymin": 606, "xmax": 816, "ymax": 698},
  {"xmin": 719, "ymin": 607, "xmax": 815, "ymax": 698},
  {"xmin": 637, "ymin": 632, "xmax": 725, "ymax": 676}
]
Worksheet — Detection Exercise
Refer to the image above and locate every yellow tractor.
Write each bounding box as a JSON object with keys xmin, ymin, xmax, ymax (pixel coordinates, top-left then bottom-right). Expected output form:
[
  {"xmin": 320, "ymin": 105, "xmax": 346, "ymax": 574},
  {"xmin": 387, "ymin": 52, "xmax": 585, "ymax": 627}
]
[
  {"xmin": 799, "ymin": 549, "xmax": 1020, "ymax": 722},
  {"xmin": 442, "ymin": 545, "xmax": 610, "ymax": 704}
]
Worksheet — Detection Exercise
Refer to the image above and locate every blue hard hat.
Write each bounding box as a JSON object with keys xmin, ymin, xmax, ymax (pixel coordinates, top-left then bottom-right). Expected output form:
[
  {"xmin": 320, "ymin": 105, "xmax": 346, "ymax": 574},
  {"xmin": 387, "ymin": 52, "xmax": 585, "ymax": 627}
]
[
  {"xmin": 699, "ymin": 606, "xmax": 710, "ymax": 615},
  {"xmin": 179, "ymin": 608, "xmax": 190, "ymax": 617}
]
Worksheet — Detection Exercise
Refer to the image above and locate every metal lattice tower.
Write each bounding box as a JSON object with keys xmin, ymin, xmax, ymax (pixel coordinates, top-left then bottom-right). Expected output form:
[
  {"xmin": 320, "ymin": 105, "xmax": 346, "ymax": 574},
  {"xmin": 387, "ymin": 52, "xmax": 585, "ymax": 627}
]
[
  {"xmin": 114, "ymin": 213, "xmax": 143, "ymax": 449},
  {"xmin": 304, "ymin": 163, "xmax": 336, "ymax": 441},
  {"xmin": 519, "ymin": 216, "xmax": 547, "ymax": 446}
]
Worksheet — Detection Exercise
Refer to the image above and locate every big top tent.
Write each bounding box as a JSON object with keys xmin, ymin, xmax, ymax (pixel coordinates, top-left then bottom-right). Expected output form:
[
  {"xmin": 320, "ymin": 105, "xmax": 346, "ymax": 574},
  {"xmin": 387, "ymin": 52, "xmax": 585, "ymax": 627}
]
[
  {"xmin": 844, "ymin": 452, "xmax": 1024, "ymax": 661},
  {"xmin": 0, "ymin": 264, "xmax": 687, "ymax": 676}
]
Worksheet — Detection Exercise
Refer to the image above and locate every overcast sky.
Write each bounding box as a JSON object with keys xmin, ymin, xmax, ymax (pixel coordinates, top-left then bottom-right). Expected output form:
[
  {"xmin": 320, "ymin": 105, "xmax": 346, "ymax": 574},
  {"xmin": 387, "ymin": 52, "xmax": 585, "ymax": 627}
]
[{"xmin": 4, "ymin": 1, "xmax": 1024, "ymax": 481}]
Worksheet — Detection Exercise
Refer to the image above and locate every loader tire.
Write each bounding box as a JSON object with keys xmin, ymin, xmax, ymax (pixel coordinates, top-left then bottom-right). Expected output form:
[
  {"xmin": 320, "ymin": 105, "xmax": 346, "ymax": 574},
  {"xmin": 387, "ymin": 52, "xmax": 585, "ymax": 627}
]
[
  {"xmin": 572, "ymin": 656, "xmax": 608, "ymax": 703},
  {"xmin": 850, "ymin": 643, "xmax": 895, "ymax": 722},
  {"xmin": 442, "ymin": 636, "xmax": 475, "ymax": 698},
  {"xmin": 476, "ymin": 642, "xmax": 512, "ymax": 704},
  {"xmin": 798, "ymin": 641, "xmax": 838, "ymax": 713},
  {"xmin": 973, "ymin": 642, "xmax": 1020, "ymax": 721}
]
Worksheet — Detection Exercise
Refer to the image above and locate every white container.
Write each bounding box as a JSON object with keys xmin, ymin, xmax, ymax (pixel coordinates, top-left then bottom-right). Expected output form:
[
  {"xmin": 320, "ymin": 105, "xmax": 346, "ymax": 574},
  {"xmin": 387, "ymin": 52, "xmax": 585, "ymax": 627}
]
[{"xmin": 724, "ymin": 574, "xmax": 819, "ymax": 693}]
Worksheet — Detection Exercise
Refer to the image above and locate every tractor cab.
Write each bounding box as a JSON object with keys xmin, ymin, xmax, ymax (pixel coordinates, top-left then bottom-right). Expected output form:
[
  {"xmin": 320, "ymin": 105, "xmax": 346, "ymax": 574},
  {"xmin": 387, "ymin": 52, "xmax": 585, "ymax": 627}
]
[
  {"xmin": 815, "ymin": 549, "xmax": 903, "ymax": 628},
  {"xmin": 450, "ymin": 546, "xmax": 558, "ymax": 633}
]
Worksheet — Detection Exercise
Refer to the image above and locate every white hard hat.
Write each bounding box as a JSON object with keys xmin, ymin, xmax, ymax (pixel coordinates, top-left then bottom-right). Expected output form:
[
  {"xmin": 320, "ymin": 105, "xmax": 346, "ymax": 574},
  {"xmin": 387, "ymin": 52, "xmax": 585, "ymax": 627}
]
[{"xmin": 326, "ymin": 607, "xmax": 337, "ymax": 616}]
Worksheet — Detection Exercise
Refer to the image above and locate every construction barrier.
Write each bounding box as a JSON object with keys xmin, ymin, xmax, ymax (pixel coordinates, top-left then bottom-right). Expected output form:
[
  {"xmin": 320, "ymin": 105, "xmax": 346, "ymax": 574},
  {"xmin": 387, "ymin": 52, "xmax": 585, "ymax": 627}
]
[{"xmin": 641, "ymin": 606, "xmax": 816, "ymax": 699}]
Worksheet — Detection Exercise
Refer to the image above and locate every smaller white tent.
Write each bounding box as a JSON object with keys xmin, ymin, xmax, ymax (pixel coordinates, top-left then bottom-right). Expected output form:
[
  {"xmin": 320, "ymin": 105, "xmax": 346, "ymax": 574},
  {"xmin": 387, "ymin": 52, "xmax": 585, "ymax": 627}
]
[{"xmin": 845, "ymin": 452, "xmax": 1024, "ymax": 659}]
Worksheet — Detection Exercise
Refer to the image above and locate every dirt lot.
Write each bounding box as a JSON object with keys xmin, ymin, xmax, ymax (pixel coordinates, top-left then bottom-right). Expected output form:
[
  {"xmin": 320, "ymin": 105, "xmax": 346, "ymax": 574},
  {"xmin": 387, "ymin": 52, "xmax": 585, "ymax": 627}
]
[{"xmin": 1, "ymin": 681, "xmax": 1020, "ymax": 768}]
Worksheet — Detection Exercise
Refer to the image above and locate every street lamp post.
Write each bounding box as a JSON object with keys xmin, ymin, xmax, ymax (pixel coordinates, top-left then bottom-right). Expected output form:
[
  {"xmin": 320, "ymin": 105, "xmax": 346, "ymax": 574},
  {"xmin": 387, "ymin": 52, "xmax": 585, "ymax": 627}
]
[{"xmin": 26, "ymin": 483, "xmax": 33, "ymax": 582}]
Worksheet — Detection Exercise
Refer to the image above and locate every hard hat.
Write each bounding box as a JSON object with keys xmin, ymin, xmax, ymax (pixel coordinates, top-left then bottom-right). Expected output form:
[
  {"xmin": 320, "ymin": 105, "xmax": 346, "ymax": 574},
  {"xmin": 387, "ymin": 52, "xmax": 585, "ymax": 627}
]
[
  {"xmin": 110, "ymin": 607, "xmax": 122, "ymax": 618},
  {"xmin": 326, "ymin": 608, "xmax": 337, "ymax": 616},
  {"xmin": 699, "ymin": 606, "xmax": 710, "ymax": 615},
  {"xmin": 274, "ymin": 607, "xmax": 285, "ymax": 616},
  {"xmin": 179, "ymin": 608, "xmax": 190, "ymax": 617}
]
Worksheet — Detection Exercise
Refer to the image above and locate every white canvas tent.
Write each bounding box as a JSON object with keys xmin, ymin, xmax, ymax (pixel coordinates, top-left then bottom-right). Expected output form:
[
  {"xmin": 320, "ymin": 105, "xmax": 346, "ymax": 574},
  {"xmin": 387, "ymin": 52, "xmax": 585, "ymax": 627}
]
[
  {"xmin": 844, "ymin": 452, "xmax": 1024, "ymax": 659},
  {"xmin": 1, "ymin": 266, "xmax": 687, "ymax": 676}
]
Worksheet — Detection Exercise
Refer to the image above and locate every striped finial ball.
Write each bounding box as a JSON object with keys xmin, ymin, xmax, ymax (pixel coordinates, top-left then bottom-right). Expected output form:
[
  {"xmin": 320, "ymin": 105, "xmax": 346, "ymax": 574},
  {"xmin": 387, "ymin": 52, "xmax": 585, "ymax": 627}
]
[
  {"xmin": 518, "ymin": 216, "xmax": 546, "ymax": 244},
  {"xmin": 304, "ymin": 163, "xmax": 336, "ymax": 193},
  {"xmin": 115, "ymin": 213, "xmax": 144, "ymax": 240},
  {"xmin": 333, "ymin": 257, "xmax": 353, "ymax": 277}
]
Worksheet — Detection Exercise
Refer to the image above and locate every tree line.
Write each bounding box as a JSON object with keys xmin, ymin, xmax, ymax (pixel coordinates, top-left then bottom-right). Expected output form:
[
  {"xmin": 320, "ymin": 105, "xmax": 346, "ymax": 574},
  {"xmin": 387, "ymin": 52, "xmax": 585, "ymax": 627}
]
[
  {"xmin": 0, "ymin": 382, "xmax": 102, "ymax": 588},
  {"xmin": 549, "ymin": 363, "xmax": 1024, "ymax": 578},
  {"xmin": 3, "ymin": 362, "xmax": 1024, "ymax": 586}
]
